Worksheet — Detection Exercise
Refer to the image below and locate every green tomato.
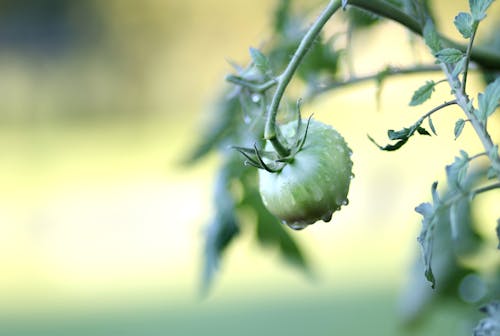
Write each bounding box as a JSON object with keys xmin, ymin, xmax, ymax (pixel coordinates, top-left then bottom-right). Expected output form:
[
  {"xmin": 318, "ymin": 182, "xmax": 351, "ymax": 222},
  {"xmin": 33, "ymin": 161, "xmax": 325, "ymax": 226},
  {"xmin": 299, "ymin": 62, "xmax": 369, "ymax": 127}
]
[{"xmin": 259, "ymin": 119, "xmax": 353, "ymax": 230}]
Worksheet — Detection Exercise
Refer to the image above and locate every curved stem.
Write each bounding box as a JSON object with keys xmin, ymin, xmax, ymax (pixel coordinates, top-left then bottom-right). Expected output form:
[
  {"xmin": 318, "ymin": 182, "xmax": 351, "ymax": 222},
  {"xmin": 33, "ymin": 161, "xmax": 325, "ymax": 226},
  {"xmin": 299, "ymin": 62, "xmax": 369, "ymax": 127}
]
[
  {"xmin": 348, "ymin": 0, "xmax": 500, "ymax": 69},
  {"xmin": 265, "ymin": 0, "xmax": 342, "ymax": 156}
]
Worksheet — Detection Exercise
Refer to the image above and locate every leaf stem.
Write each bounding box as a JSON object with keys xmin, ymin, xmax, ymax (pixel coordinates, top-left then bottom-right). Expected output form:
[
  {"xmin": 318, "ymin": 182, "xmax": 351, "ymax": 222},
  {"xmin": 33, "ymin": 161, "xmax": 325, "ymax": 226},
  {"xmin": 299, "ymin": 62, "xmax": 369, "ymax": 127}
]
[
  {"xmin": 265, "ymin": 0, "xmax": 342, "ymax": 156},
  {"xmin": 420, "ymin": 100, "xmax": 457, "ymax": 121},
  {"xmin": 306, "ymin": 64, "xmax": 441, "ymax": 100},
  {"xmin": 461, "ymin": 21, "xmax": 479, "ymax": 95}
]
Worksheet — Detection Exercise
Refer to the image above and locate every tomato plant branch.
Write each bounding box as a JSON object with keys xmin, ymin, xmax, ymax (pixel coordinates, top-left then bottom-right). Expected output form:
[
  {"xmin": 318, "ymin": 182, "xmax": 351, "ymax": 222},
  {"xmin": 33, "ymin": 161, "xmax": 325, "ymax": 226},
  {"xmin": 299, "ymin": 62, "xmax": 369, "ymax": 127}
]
[
  {"xmin": 306, "ymin": 64, "xmax": 442, "ymax": 101},
  {"xmin": 225, "ymin": 75, "xmax": 277, "ymax": 93},
  {"xmin": 347, "ymin": 0, "xmax": 500, "ymax": 70},
  {"xmin": 441, "ymin": 62, "xmax": 500, "ymax": 176},
  {"xmin": 265, "ymin": 0, "xmax": 342, "ymax": 156}
]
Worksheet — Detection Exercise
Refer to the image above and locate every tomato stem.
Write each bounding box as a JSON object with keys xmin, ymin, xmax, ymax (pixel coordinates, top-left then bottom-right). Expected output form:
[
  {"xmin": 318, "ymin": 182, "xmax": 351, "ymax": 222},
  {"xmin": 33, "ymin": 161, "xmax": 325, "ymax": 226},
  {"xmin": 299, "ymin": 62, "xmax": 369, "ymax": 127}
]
[{"xmin": 265, "ymin": 0, "xmax": 342, "ymax": 157}]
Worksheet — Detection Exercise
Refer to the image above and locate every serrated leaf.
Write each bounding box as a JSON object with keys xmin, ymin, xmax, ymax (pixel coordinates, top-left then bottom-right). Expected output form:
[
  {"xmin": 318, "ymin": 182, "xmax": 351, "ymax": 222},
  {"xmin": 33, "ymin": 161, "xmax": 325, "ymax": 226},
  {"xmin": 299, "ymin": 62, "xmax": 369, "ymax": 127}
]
[
  {"xmin": 436, "ymin": 48, "xmax": 464, "ymax": 64},
  {"xmin": 249, "ymin": 47, "xmax": 273, "ymax": 77},
  {"xmin": 470, "ymin": 0, "xmax": 495, "ymax": 21},
  {"xmin": 417, "ymin": 126, "xmax": 431, "ymax": 136},
  {"xmin": 416, "ymin": 191, "xmax": 438, "ymax": 289},
  {"xmin": 454, "ymin": 119, "xmax": 466, "ymax": 139},
  {"xmin": 445, "ymin": 151, "xmax": 470, "ymax": 190},
  {"xmin": 473, "ymin": 301, "xmax": 500, "ymax": 336},
  {"xmin": 243, "ymin": 183, "xmax": 309, "ymax": 270},
  {"xmin": 428, "ymin": 115, "xmax": 437, "ymax": 135},
  {"xmin": 454, "ymin": 12, "xmax": 474, "ymax": 38},
  {"xmin": 477, "ymin": 77, "xmax": 500, "ymax": 121},
  {"xmin": 202, "ymin": 160, "xmax": 241, "ymax": 293},
  {"xmin": 423, "ymin": 19, "xmax": 442, "ymax": 53},
  {"xmin": 452, "ymin": 56, "xmax": 467, "ymax": 78},
  {"xmin": 410, "ymin": 80, "xmax": 436, "ymax": 106},
  {"xmin": 273, "ymin": 0, "xmax": 291, "ymax": 33},
  {"xmin": 184, "ymin": 96, "xmax": 240, "ymax": 164},
  {"xmin": 369, "ymin": 117, "xmax": 431, "ymax": 151}
]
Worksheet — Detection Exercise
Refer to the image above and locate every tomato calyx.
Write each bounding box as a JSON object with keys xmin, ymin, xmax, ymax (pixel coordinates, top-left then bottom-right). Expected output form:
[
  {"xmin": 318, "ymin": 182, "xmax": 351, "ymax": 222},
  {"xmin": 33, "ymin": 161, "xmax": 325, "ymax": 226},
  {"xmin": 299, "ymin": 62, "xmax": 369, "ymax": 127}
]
[{"xmin": 233, "ymin": 100, "xmax": 312, "ymax": 172}]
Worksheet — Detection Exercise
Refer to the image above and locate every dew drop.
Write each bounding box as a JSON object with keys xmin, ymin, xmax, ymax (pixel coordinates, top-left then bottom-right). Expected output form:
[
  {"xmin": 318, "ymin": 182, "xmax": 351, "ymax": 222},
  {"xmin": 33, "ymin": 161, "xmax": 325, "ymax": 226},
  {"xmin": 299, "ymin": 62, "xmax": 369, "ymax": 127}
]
[
  {"xmin": 251, "ymin": 94, "xmax": 261, "ymax": 103},
  {"xmin": 321, "ymin": 212, "xmax": 333, "ymax": 222},
  {"xmin": 342, "ymin": 198, "xmax": 349, "ymax": 206},
  {"xmin": 283, "ymin": 221, "xmax": 308, "ymax": 231}
]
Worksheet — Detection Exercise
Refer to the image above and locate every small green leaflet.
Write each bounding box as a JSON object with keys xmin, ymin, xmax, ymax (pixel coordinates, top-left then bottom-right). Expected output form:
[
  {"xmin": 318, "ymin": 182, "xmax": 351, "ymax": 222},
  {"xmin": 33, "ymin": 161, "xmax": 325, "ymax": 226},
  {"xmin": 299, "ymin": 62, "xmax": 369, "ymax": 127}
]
[
  {"xmin": 454, "ymin": 12, "xmax": 474, "ymax": 38},
  {"xmin": 445, "ymin": 150, "xmax": 470, "ymax": 190},
  {"xmin": 477, "ymin": 77, "xmax": 500, "ymax": 121},
  {"xmin": 368, "ymin": 120, "xmax": 431, "ymax": 151},
  {"xmin": 423, "ymin": 19, "xmax": 442, "ymax": 53},
  {"xmin": 415, "ymin": 182, "xmax": 440, "ymax": 289},
  {"xmin": 410, "ymin": 80, "xmax": 435, "ymax": 106},
  {"xmin": 454, "ymin": 119, "xmax": 466, "ymax": 139},
  {"xmin": 469, "ymin": 0, "xmax": 495, "ymax": 21},
  {"xmin": 428, "ymin": 115, "xmax": 437, "ymax": 135},
  {"xmin": 249, "ymin": 47, "xmax": 273, "ymax": 77},
  {"xmin": 451, "ymin": 57, "xmax": 467, "ymax": 78},
  {"xmin": 435, "ymin": 48, "xmax": 464, "ymax": 64}
]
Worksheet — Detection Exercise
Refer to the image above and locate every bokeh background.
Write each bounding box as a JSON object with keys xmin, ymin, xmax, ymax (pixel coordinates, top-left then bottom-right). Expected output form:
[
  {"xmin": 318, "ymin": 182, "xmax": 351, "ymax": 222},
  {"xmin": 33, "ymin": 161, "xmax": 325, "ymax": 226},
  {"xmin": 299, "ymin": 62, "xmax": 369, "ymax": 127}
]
[{"xmin": 0, "ymin": 0, "xmax": 499, "ymax": 335}]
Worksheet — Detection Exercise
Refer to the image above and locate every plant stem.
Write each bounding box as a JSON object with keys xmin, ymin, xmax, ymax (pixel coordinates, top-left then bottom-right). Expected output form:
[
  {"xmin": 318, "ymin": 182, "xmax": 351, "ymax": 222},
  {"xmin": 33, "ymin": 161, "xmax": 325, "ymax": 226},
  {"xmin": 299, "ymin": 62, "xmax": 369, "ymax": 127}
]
[
  {"xmin": 441, "ymin": 62, "xmax": 500, "ymax": 176},
  {"xmin": 461, "ymin": 21, "xmax": 479, "ymax": 95},
  {"xmin": 306, "ymin": 64, "xmax": 441, "ymax": 100},
  {"xmin": 419, "ymin": 100, "xmax": 457, "ymax": 121},
  {"xmin": 265, "ymin": 0, "xmax": 342, "ymax": 156},
  {"xmin": 348, "ymin": 0, "xmax": 500, "ymax": 70}
]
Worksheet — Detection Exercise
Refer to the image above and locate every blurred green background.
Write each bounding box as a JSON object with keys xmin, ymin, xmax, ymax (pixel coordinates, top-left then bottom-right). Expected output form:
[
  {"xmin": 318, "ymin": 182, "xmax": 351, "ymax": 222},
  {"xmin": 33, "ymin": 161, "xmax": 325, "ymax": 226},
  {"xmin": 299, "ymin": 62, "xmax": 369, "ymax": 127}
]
[{"xmin": 0, "ymin": 0, "xmax": 499, "ymax": 335}]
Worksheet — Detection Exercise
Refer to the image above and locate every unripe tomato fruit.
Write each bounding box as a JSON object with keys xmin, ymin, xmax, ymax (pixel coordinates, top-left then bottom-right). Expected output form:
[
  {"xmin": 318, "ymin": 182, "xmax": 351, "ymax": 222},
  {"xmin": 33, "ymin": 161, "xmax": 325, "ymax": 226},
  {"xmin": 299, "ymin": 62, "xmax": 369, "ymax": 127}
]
[{"xmin": 259, "ymin": 119, "xmax": 353, "ymax": 230}]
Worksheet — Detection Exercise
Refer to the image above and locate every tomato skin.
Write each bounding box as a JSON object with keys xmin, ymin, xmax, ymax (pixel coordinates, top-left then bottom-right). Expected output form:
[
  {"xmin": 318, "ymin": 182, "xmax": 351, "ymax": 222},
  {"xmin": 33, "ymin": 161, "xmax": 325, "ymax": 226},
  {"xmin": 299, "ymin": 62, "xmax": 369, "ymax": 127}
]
[{"xmin": 258, "ymin": 119, "xmax": 353, "ymax": 230}]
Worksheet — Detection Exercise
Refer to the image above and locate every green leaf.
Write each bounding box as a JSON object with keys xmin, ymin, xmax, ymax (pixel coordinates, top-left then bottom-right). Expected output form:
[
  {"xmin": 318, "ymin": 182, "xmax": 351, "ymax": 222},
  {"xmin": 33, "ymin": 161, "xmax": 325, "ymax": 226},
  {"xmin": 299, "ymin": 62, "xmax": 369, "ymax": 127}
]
[
  {"xmin": 477, "ymin": 77, "xmax": 500, "ymax": 121},
  {"xmin": 469, "ymin": 0, "xmax": 495, "ymax": 21},
  {"xmin": 428, "ymin": 115, "xmax": 437, "ymax": 135},
  {"xmin": 423, "ymin": 19, "xmax": 442, "ymax": 53},
  {"xmin": 454, "ymin": 12, "xmax": 474, "ymax": 38},
  {"xmin": 454, "ymin": 119, "xmax": 466, "ymax": 139},
  {"xmin": 184, "ymin": 96, "xmax": 240, "ymax": 164},
  {"xmin": 445, "ymin": 150, "xmax": 470, "ymax": 190},
  {"xmin": 473, "ymin": 301, "xmax": 500, "ymax": 336},
  {"xmin": 435, "ymin": 48, "xmax": 464, "ymax": 64},
  {"xmin": 273, "ymin": 0, "xmax": 291, "ymax": 33},
  {"xmin": 369, "ymin": 118, "xmax": 430, "ymax": 151},
  {"xmin": 409, "ymin": 80, "xmax": 435, "ymax": 106},
  {"xmin": 202, "ymin": 159, "xmax": 242, "ymax": 293},
  {"xmin": 452, "ymin": 56, "xmax": 467, "ymax": 78},
  {"xmin": 415, "ymin": 182, "xmax": 440, "ymax": 289},
  {"xmin": 249, "ymin": 47, "xmax": 273, "ymax": 77},
  {"xmin": 241, "ymin": 171, "xmax": 309, "ymax": 271}
]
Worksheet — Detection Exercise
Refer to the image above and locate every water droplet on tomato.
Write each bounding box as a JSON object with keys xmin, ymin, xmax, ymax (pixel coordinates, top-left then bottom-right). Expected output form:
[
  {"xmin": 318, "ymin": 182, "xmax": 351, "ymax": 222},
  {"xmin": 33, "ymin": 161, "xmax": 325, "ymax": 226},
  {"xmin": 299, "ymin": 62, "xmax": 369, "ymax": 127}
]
[
  {"xmin": 283, "ymin": 221, "xmax": 308, "ymax": 231},
  {"xmin": 321, "ymin": 211, "xmax": 332, "ymax": 222}
]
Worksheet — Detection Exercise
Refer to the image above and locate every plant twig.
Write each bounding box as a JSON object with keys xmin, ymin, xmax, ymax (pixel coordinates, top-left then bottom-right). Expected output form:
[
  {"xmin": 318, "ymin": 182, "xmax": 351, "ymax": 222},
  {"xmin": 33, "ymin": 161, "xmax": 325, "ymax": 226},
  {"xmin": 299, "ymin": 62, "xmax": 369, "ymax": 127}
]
[
  {"xmin": 265, "ymin": 0, "xmax": 343, "ymax": 156},
  {"xmin": 305, "ymin": 64, "xmax": 441, "ymax": 101}
]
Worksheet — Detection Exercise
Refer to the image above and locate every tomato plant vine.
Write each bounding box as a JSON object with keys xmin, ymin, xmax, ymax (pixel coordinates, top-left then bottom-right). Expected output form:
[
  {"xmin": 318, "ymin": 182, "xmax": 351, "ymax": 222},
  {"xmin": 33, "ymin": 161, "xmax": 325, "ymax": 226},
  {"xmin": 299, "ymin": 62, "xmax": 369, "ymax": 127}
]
[{"xmin": 187, "ymin": 0, "xmax": 500, "ymax": 334}]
